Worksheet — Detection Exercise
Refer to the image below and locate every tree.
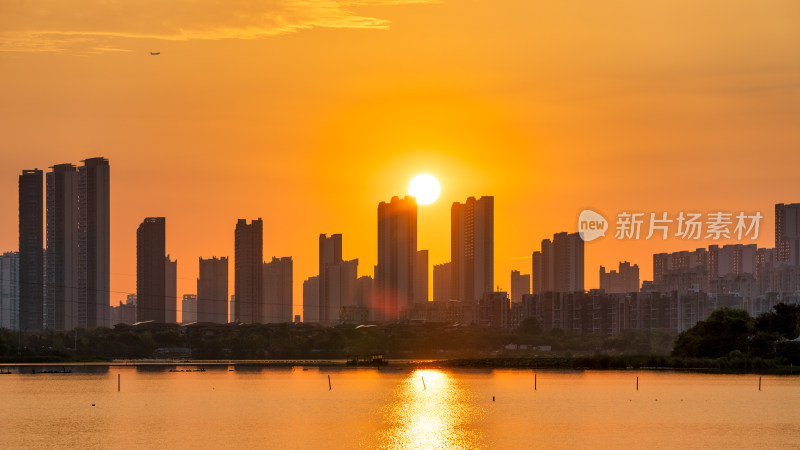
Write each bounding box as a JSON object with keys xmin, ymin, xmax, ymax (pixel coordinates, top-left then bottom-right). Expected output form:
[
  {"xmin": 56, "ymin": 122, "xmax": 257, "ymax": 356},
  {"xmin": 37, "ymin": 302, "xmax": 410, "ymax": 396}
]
[
  {"xmin": 672, "ymin": 308, "xmax": 753, "ymax": 358},
  {"xmin": 518, "ymin": 317, "xmax": 542, "ymax": 335},
  {"xmin": 755, "ymin": 303, "xmax": 800, "ymax": 340}
]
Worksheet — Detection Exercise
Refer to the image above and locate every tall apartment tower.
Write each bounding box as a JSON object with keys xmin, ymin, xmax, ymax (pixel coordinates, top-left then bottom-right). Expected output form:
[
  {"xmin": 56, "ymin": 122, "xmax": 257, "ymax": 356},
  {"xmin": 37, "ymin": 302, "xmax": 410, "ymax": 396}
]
[
  {"xmin": 533, "ymin": 232, "xmax": 584, "ymax": 293},
  {"xmin": 776, "ymin": 203, "xmax": 800, "ymax": 266},
  {"xmin": 136, "ymin": 217, "xmax": 166, "ymax": 323},
  {"xmin": 77, "ymin": 157, "xmax": 110, "ymax": 328},
  {"xmin": 376, "ymin": 196, "xmax": 417, "ymax": 321},
  {"xmin": 318, "ymin": 234, "xmax": 343, "ymax": 323},
  {"xmin": 510, "ymin": 270, "xmax": 530, "ymax": 303},
  {"xmin": 433, "ymin": 262, "xmax": 452, "ymax": 301},
  {"xmin": 263, "ymin": 256, "xmax": 293, "ymax": 323},
  {"xmin": 451, "ymin": 196, "xmax": 494, "ymax": 303},
  {"xmin": 414, "ymin": 250, "xmax": 429, "ymax": 303},
  {"xmin": 329, "ymin": 259, "xmax": 358, "ymax": 323},
  {"xmin": 19, "ymin": 169, "xmax": 43, "ymax": 331},
  {"xmin": 552, "ymin": 232, "xmax": 584, "ymax": 293},
  {"xmin": 302, "ymin": 276, "xmax": 320, "ymax": 323},
  {"xmin": 165, "ymin": 255, "xmax": 177, "ymax": 324},
  {"xmin": 0, "ymin": 252, "xmax": 20, "ymax": 330},
  {"xmin": 45, "ymin": 164, "xmax": 79, "ymax": 330},
  {"xmin": 532, "ymin": 238, "xmax": 554, "ymax": 294},
  {"xmin": 197, "ymin": 256, "xmax": 228, "ymax": 323},
  {"xmin": 234, "ymin": 218, "xmax": 263, "ymax": 324}
]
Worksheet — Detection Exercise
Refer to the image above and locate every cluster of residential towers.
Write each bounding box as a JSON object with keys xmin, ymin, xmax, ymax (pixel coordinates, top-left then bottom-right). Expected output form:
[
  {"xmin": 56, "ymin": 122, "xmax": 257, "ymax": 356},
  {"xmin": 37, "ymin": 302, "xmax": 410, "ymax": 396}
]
[{"xmin": 3, "ymin": 157, "xmax": 800, "ymax": 334}]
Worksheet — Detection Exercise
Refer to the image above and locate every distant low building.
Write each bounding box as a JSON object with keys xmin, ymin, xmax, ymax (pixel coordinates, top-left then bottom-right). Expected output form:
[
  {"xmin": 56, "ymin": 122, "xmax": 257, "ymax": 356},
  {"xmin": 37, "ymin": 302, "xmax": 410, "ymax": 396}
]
[
  {"xmin": 111, "ymin": 294, "xmax": 136, "ymax": 326},
  {"xmin": 599, "ymin": 261, "xmax": 639, "ymax": 294},
  {"xmin": 0, "ymin": 252, "xmax": 19, "ymax": 330},
  {"xmin": 479, "ymin": 291, "xmax": 510, "ymax": 329},
  {"xmin": 433, "ymin": 262, "xmax": 453, "ymax": 302},
  {"xmin": 510, "ymin": 270, "xmax": 530, "ymax": 303},
  {"xmin": 182, "ymin": 294, "xmax": 197, "ymax": 324}
]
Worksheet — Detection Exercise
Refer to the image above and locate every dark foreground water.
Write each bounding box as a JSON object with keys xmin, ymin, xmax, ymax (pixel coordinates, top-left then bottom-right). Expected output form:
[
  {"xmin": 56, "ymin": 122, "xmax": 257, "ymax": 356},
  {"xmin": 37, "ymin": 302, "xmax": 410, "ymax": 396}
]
[{"xmin": 1, "ymin": 366, "xmax": 799, "ymax": 448}]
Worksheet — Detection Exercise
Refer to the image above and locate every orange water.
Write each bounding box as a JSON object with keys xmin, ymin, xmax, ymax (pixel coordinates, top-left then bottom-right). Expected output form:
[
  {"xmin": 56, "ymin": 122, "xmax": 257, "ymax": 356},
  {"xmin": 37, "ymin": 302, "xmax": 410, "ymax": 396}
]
[{"xmin": 2, "ymin": 367, "xmax": 798, "ymax": 448}]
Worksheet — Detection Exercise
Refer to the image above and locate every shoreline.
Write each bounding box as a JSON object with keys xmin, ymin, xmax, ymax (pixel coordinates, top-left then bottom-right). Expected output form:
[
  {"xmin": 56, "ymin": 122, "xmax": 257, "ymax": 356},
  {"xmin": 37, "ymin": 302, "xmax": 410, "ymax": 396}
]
[{"xmin": 1, "ymin": 356, "xmax": 797, "ymax": 375}]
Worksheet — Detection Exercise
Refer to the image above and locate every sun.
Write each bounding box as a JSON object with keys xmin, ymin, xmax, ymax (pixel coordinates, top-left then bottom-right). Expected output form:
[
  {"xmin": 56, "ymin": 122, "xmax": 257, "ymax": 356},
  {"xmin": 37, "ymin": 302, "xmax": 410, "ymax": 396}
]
[{"xmin": 408, "ymin": 174, "xmax": 441, "ymax": 205}]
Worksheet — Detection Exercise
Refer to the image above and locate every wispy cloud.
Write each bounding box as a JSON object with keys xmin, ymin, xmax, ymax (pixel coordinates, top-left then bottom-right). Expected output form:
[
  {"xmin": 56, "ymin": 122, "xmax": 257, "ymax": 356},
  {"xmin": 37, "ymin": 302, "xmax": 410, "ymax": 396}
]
[{"xmin": 0, "ymin": 0, "xmax": 435, "ymax": 54}]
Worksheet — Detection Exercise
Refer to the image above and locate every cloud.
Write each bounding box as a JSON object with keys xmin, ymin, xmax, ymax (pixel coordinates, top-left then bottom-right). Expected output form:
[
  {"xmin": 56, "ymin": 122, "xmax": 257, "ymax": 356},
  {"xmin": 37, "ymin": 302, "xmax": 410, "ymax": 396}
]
[{"xmin": 0, "ymin": 0, "xmax": 435, "ymax": 53}]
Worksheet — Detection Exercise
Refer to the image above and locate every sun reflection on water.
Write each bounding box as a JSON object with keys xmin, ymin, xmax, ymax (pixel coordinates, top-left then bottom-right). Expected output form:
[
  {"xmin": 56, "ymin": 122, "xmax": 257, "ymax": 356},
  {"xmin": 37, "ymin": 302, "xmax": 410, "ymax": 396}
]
[{"xmin": 372, "ymin": 369, "xmax": 485, "ymax": 449}]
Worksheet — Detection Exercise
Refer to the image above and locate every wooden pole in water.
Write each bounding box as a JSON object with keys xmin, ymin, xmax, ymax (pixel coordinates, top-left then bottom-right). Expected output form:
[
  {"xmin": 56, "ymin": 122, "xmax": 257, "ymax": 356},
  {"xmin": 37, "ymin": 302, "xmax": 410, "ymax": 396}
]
[
  {"xmin": 759, "ymin": 376, "xmax": 761, "ymax": 391},
  {"xmin": 534, "ymin": 373, "xmax": 537, "ymax": 391},
  {"xmin": 328, "ymin": 374, "xmax": 332, "ymax": 390},
  {"xmin": 636, "ymin": 376, "xmax": 638, "ymax": 391},
  {"xmin": 422, "ymin": 376, "xmax": 426, "ymax": 390},
  {"xmin": 118, "ymin": 374, "xmax": 120, "ymax": 392}
]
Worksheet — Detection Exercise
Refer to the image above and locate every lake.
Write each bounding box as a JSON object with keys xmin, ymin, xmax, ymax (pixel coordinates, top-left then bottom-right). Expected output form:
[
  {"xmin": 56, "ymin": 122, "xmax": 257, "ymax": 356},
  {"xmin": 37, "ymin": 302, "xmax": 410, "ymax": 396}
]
[{"xmin": 1, "ymin": 365, "xmax": 799, "ymax": 448}]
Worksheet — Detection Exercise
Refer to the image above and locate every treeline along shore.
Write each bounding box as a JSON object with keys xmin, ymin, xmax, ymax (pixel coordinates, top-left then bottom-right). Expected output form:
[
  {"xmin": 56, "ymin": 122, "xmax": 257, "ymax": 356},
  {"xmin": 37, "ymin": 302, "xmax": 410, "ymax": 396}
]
[{"xmin": 1, "ymin": 304, "xmax": 799, "ymax": 374}]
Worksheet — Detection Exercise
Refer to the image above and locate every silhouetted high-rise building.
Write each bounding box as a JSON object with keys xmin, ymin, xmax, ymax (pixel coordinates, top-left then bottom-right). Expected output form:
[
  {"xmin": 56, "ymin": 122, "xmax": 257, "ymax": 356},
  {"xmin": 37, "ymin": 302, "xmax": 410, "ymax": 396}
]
[
  {"xmin": 329, "ymin": 258, "xmax": 359, "ymax": 321},
  {"xmin": 356, "ymin": 275, "xmax": 374, "ymax": 310},
  {"xmin": 0, "ymin": 252, "xmax": 20, "ymax": 330},
  {"xmin": 182, "ymin": 294, "xmax": 197, "ymax": 324},
  {"xmin": 433, "ymin": 262, "xmax": 452, "ymax": 301},
  {"xmin": 553, "ymin": 232, "xmax": 584, "ymax": 292},
  {"xmin": 234, "ymin": 218, "xmax": 263, "ymax": 323},
  {"xmin": 532, "ymin": 238, "xmax": 554, "ymax": 294},
  {"xmin": 510, "ymin": 270, "xmax": 530, "ymax": 303},
  {"xmin": 599, "ymin": 261, "xmax": 639, "ymax": 294},
  {"xmin": 77, "ymin": 157, "xmax": 110, "ymax": 329},
  {"xmin": 318, "ymin": 234, "xmax": 343, "ymax": 323},
  {"xmin": 302, "ymin": 276, "xmax": 319, "ymax": 323},
  {"xmin": 316, "ymin": 233, "xmax": 361, "ymax": 324},
  {"xmin": 19, "ymin": 169, "xmax": 43, "ymax": 331},
  {"xmin": 414, "ymin": 250, "xmax": 429, "ymax": 303},
  {"xmin": 776, "ymin": 203, "xmax": 800, "ymax": 266},
  {"xmin": 42, "ymin": 157, "xmax": 110, "ymax": 330},
  {"xmin": 137, "ymin": 217, "xmax": 165, "ymax": 323},
  {"xmin": 532, "ymin": 232, "xmax": 584, "ymax": 293},
  {"xmin": 197, "ymin": 256, "xmax": 228, "ymax": 323},
  {"xmin": 451, "ymin": 196, "xmax": 494, "ymax": 303},
  {"xmin": 165, "ymin": 255, "xmax": 177, "ymax": 324},
  {"xmin": 376, "ymin": 196, "xmax": 417, "ymax": 321},
  {"xmin": 45, "ymin": 164, "xmax": 79, "ymax": 330},
  {"xmin": 263, "ymin": 256, "xmax": 293, "ymax": 323}
]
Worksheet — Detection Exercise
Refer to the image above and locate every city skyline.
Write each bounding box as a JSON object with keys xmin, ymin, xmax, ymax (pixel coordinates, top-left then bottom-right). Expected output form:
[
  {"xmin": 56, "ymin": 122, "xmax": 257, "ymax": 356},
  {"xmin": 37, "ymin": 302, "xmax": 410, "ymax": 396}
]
[
  {"xmin": 3, "ymin": 2, "xmax": 798, "ymax": 319},
  {"xmin": 5, "ymin": 158, "xmax": 786, "ymax": 319},
  {"xmin": 4, "ymin": 157, "xmax": 795, "ymax": 325}
]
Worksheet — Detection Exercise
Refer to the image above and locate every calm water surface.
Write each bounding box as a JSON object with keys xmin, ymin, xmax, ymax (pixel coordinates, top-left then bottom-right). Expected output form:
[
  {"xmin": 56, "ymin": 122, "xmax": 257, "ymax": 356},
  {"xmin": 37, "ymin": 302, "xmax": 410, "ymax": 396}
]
[{"xmin": 2, "ymin": 366, "xmax": 799, "ymax": 448}]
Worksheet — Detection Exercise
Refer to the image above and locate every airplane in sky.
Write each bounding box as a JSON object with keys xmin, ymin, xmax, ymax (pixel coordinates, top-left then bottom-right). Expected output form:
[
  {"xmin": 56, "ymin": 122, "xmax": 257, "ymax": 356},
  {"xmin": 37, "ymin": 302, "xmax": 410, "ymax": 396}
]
[{"xmin": 150, "ymin": 52, "xmax": 160, "ymax": 56}]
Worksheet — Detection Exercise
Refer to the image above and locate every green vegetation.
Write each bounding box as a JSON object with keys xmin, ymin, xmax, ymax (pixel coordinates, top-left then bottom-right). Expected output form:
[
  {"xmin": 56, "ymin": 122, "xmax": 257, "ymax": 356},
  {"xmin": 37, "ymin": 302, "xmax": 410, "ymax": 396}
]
[
  {"xmin": 0, "ymin": 321, "xmax": 674, "ymax": 362},
  {"xmin": 0, "ymin": 303, "xmax": 797, "ymax": 375},
  {"xmin": 672, "ymin": 303, "xmax": 800, "ymax": 365}
]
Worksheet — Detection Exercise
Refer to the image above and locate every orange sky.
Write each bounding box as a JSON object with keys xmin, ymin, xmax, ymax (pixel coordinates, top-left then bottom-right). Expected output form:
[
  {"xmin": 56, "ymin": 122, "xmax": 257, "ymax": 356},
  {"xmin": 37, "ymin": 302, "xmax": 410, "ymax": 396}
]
[{"xmin": 1, "ymin": 1, "xmax": 799, "ymax": 319}]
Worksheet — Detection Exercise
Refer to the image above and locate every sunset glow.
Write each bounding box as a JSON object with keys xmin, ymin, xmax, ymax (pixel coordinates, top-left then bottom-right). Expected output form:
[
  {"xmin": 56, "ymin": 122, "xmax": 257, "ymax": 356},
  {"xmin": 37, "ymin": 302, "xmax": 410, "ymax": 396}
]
[
  {"xmin": 0, "ymin": 0, "xmax": 798, "ymax": 317},
  {"xmin": 3, "ymin": 2, "xmax": 800, "ymax": 447}
]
